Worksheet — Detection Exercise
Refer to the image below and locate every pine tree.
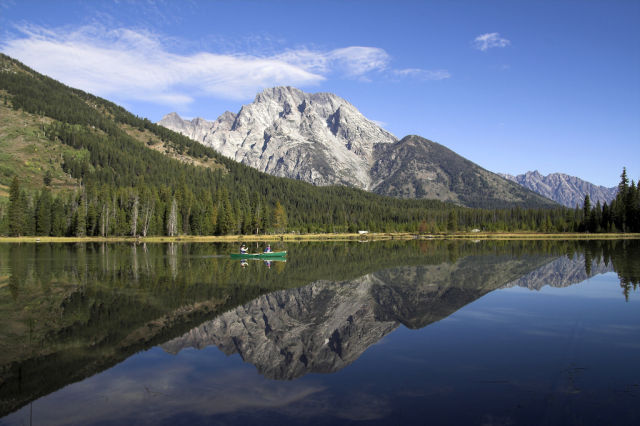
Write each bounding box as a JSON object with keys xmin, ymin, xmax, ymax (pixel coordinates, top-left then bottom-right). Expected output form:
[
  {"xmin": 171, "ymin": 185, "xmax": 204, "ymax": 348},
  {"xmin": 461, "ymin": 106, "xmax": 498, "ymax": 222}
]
[
  {"xmin": 8, "ymin": 177, "xmax": 26, "ymax": 236},
  {"xmin": 75, "ymin": 192, "xmax": 87, "ymax": 237},
  {"xmin": 217, "ymin": 193, "xmax": 235, "ymax": 235},
  {"xmin": 583, "ymin": 194, "xmax": 591, "ymax": 218},
  {"xmin": 43, "ymin": 170, "xmax": 52, "ymax": 186},
  {"xmin": 618, "ymin": 167, "xmax": 629, "ymax": 195},
  {"xmin": 260, "ymin": 203, "xmax": 271, "ymax": 234},
  {"xmin": 36, "ymin": 188, "xmax": 52, "ymax": 236},
  {"xmin": 447, "ymin": 211, "xmax": 457, "ymax": 232},
  {"xmin": 51, "ymin": 197, "xmax": 66, "ymax": 236}
]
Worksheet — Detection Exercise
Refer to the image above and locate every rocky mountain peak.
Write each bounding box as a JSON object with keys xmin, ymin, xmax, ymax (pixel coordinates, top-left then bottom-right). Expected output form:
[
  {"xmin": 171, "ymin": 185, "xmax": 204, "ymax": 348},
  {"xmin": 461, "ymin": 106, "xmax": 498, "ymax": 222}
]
[
  {"xmin": 160, "ymin": 86, "xmax": 397, "ymax": 189},
  {"xmin": 500, "ymin": 171, "xmax": 617, "ymax": 207},
  {"xmin": 526, "ymin": 170, "xmax": 543, "ymax": 179},
  {"xmin": 255, "ymin": 86, "xmax": 305, "ymax": 104},
  {"xmin": 160, "ymin": 112, "xmax": 185, "ymax": 128}
]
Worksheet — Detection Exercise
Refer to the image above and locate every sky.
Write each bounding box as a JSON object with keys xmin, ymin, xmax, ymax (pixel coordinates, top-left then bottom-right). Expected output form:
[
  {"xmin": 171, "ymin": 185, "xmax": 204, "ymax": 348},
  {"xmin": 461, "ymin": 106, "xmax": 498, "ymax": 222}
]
[{"xmin": 1, "ymin": 0, "xmax": 638, "ymax": 187}]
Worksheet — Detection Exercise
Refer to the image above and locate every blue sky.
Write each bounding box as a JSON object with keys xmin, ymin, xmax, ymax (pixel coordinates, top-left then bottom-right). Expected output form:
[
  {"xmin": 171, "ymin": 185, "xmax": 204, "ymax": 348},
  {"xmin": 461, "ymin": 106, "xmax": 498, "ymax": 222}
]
[{"xmin": 1, "ymin": 0, "xmax": 638, "ymax": 187}]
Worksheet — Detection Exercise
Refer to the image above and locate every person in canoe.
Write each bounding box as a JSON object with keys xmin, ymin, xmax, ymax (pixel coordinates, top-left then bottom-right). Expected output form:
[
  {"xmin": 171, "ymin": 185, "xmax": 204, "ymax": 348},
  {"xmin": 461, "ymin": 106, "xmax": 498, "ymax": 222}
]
[
  {"xmin": 264, "ymin": 244, "xmax": 272, "ymax": 253},
  {"xmin": 240, "ymin": 244, "xmax": 248, "ymax": 254}
]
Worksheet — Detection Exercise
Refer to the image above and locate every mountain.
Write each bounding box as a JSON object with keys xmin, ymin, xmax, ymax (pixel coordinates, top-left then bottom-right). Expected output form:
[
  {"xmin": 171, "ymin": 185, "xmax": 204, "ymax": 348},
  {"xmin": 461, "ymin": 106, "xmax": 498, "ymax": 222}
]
[
  {"xmin": 160, "ymin": 87, "xmax": 556, "ymax": 209},
  {"xmin": 500, "ymin": 170, "xmax": 617, "ymax": 208},
  {"xmin": 161, "ymin": 87, "xmax": 397, "ymax": 189},
  {"xmin": 371, "ymin": 135, "xmax": 555, "ymax": 208}
]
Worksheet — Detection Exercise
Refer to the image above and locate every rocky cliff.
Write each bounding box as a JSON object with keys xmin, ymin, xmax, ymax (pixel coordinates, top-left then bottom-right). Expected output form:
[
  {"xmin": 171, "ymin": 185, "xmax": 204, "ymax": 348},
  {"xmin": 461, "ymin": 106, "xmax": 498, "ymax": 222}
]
[
  {"xmin": 160, "ymin": 86, "xmax": 397, "ymax": 189},
  {"xmin": 500, "ymin": 170, "xmax": 617, "ymax": 208}
]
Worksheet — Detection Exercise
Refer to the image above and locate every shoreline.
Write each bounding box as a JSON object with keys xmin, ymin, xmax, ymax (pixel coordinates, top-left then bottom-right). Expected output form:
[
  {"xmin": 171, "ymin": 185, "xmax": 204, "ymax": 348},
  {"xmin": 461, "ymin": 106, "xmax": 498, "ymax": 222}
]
[{"xmin": 0, "ymin": 232, "xmax": 638, "ymax": 243}]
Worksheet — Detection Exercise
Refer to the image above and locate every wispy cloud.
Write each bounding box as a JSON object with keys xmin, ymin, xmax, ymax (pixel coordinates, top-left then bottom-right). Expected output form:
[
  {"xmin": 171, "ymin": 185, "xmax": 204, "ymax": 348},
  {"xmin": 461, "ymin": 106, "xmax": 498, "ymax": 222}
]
[
  {"xmin": 473, "ymin": 32, "xmax": 510, "ymax": 51},
  {"xmin": 393, "ymin": 68, "xmax": 451, "ymax": 80},
  {"xmin": 272, "ymin": 46, "xmax": 390, "ymax": 78},
  {"xmin": 1, "ymin": 25, "xmax": 325, "ymax": 105},
  {"xmin": 1, "ymin": 25, "xmax": 448, "ymax": 107}
]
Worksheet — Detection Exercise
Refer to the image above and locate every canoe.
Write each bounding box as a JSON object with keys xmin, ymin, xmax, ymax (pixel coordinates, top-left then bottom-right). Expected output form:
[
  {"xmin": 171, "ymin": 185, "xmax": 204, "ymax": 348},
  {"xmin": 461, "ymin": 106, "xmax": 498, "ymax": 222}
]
[{"xmin": 230, "ymin": 251, "xmax": 287, "ymax": 259}]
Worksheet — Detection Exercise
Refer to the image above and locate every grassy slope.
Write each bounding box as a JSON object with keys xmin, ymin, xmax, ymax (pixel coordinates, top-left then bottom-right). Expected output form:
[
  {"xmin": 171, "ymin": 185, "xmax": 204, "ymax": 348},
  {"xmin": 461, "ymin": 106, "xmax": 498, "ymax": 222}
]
[
  {"xmin": 0, "ymin": 100, "xmax": 80, "ymax": 197},
  {"xmin": 0, "ymin": 98, "xmax": 226, "ymax": 202}
]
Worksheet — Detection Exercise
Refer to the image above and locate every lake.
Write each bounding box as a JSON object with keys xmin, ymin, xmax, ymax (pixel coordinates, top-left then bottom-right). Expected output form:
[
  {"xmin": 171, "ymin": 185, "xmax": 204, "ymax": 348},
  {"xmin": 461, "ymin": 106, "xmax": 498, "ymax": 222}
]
[{"xmin": 1, "ymin": 240, "xmax": 639, "ymax": 425}]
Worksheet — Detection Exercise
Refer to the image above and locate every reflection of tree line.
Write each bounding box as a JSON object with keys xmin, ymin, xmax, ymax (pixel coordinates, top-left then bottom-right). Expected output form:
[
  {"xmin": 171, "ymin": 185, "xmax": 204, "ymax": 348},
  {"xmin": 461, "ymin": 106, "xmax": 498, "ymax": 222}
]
[
  {"xmin": 0, "ymin": 239, "xmax": 638, "ymax": 416},
  {"xmin": 2, "ymin": 240, "xmax": 638, "ymax": 351},
  {"xmin": 1, "ymin": 240, "xmax": 638, "ymax": 350},
  {"xmin": 579, "ymin": 239, "xmax": 640, "ymax": 300}
]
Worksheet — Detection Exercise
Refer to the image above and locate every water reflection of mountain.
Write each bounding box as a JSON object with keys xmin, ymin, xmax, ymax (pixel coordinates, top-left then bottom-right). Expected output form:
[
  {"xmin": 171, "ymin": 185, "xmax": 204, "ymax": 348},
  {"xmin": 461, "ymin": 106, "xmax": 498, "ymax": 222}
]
[
  {"xmin": 0, "ymin": 240, "xmax": 636, "ymax": 417},
  {"xmin": 504, "ymin": 254, "xmax": 614, "ymax": 290},
  {"xmin": 162, "ymin": 253, "xmax": 614, "ymax": 380}
]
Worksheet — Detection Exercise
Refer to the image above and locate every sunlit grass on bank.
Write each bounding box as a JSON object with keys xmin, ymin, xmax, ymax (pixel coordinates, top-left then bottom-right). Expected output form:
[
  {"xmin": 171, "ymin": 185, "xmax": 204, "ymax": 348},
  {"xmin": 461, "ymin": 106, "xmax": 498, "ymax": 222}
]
[{"xmin": 0, "ymin": 232, "xmax": 638, "ymax": 244}]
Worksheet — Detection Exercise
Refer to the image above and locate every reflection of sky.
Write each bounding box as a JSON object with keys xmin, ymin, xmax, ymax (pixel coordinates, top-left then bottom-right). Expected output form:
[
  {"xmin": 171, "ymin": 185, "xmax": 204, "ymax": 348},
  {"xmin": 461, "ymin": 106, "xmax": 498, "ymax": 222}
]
[{"xmin": 3, "ymin": 273, "xmax": 639, "ymax": 425}]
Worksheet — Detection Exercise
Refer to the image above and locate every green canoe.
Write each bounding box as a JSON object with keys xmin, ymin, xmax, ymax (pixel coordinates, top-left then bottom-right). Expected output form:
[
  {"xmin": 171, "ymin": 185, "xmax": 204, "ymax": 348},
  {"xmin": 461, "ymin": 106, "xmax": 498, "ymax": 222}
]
[{"xmin": 230, "ymin": 251, "xmax": 287, "ymax": 259}]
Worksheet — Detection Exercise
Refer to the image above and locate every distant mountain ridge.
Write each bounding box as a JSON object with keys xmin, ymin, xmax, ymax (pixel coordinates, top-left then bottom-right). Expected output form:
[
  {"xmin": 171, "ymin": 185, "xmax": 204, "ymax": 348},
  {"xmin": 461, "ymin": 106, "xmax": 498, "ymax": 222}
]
[
  {"xmin": 500, "ymin": 170, "xmax": 617, "ymax": 208},
  {"xmin": 160, "ymin": 87, "xmax": 556, "ymax": 209}
]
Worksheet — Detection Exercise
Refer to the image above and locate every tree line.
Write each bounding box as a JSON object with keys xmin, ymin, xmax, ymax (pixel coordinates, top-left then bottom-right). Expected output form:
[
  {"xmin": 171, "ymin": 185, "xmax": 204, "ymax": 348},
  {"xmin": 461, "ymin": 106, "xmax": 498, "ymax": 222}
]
[
  {"xmin": 579, "ymin": 168, "xmax": 640, "ymax": 233},
  {"xmin": 4, "ymin": 171, "xmax": 637, "ymax": 237}
]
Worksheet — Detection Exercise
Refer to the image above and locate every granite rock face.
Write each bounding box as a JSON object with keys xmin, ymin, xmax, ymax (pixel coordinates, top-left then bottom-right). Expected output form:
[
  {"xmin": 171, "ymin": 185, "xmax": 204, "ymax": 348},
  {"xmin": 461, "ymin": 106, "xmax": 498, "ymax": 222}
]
[
  {"xmin": 160, "ymin": 86, "xmax": 397, "ymax": 189},
  {"xmin": 500, "ymin": 170, "xmax": 617, "ymax": 208}
]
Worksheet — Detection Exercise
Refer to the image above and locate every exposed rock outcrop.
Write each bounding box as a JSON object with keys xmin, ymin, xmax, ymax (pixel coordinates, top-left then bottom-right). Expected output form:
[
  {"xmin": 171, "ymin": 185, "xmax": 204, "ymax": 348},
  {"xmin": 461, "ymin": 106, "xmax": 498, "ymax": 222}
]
[
  {"xmin": 500, "ymin": 170, "xmax": 617, "ymax": 208},
  {"xmin": 160, "ymin": 87, "xmax": 396, "ymax": 189}
]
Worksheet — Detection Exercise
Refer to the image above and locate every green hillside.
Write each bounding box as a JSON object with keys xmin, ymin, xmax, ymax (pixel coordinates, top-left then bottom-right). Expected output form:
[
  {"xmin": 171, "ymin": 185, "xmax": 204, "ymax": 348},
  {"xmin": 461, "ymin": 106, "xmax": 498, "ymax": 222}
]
[{"xmin": 0, "ymin": 53, "xmax": 581, "ymax": 236}]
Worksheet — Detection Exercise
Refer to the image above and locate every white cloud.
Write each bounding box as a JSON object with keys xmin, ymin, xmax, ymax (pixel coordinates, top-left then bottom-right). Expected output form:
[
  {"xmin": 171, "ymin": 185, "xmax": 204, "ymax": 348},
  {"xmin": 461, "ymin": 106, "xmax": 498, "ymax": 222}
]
[
  {"xmin": 393, "ymin": 68, "xmax": 451, "ymax": 80},
  {"xmin": 473, "ymin": 32, "xmax": 510, "ymax": 51},
  {"xmin": 328, "ymin": 46, "xmax": 390, "ymax": 77},
  {"xmin": 1, "ymin": 25, "xmax": 327, "ymax": 105},
  {"xmin": 0, "ymin": 25, "xmax": 449, "ymax": 107}
]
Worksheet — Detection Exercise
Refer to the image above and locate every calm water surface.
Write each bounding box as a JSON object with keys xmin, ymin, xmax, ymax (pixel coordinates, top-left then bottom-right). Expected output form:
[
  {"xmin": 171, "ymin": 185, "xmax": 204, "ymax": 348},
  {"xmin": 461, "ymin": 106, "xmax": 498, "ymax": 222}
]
[{"xmin": 0, "ymin": 240, "xmax": 639, "ymax": 425}]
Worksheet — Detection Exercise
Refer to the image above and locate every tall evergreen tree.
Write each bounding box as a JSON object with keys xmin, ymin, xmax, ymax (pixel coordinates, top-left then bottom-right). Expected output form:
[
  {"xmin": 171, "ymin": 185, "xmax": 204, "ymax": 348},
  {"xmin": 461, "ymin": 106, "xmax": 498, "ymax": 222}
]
[
  {"xmin": 35, "ymin": 188, "xmax": 52, "ymax": 236},
  {"xmin": 8, "ymin": 177, "xmax": 26, "ymax": 237},
  {"xmin": 447, "ymin": 211, "xmax": 457, "ymax": 232},
  {"xmin": 75, "ymin": 192, "xmax": 87, "ymax": 237}
]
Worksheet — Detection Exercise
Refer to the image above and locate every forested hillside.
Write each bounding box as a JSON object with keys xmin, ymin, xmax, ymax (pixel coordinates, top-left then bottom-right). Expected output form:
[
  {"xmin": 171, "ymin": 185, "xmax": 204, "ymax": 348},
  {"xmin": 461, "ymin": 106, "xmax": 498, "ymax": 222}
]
[{"xmin": 0, "ymin": 54, "xmax": 634, "ymax": 236}]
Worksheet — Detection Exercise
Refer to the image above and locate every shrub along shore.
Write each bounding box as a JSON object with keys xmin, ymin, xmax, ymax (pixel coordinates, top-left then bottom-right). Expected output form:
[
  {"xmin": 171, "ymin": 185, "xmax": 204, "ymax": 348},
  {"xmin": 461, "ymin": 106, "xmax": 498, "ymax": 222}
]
[{"xmin": 1, "ymin": 232, "xmax": 638, "ymax": 244}]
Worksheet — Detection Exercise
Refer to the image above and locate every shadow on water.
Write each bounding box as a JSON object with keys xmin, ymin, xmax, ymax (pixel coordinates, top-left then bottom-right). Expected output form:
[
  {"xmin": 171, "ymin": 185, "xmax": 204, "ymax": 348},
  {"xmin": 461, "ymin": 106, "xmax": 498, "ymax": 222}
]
[{"xmin": 0, "ymin": 239, "xmax": 638, "ymax": 418}]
